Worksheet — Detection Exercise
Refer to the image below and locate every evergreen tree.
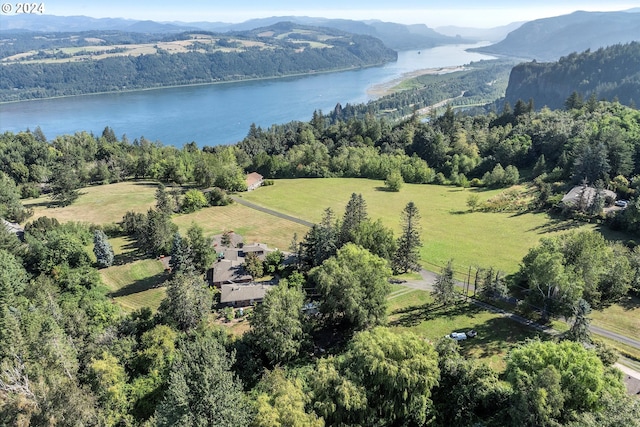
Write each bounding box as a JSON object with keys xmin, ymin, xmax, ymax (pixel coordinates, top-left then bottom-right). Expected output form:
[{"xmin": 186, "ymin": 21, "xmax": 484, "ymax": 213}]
[
  {"xmin": 169, "ymin": 232, "xmax": 191, "ymax": 273},
  {"xmin": 338, "ymin": 193, "xmax": 368, "ymax": 247},
  {"xmin": 186, "ymin": 223, "xmax": 215, "ymax": 273},
  {"xmin": 566, "ymin": 298, "xmax": 592, "ymax": 344},
  {"xmin": 392, "ymin": 201, "xmax": 422, "ymax": 274},
  {"xmin": 93, "ymin": 229, "xmax": 114, "ymax": 268},
  {"xmin": 301, "ymin": 208, "xmax": 338, "ymax": 269},
  {"xmin": 433, "ymin": 259, "xmax": 456, "ymax": 307},
  {"xmin": 155, "ymin": 183, "xmax": 174, "ymax": 216},
  {"xmin": 155, "ymin": 331, "xmax": 252, "ymax": 426},
  {"xmin": 157, "ymin": 269, "xmax": 212, "ymax": 331}
]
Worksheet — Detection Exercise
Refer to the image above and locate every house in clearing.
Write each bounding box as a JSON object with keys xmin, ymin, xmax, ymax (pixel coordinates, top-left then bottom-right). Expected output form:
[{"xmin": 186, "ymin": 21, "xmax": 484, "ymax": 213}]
[
  {"xmin": 246, "ymin": 172, "xmax": 264, "ymax": 191},
  {"xmin": 207, "ymin": 259, "xmax": 253, "ymax": 288},
  {"xmin": 561, "ymin": 185, "xmax": 616, "ymax": 211},
  {"xmin": 207, "ymin": 240, "xmax": 275, "ymax": 287},
  {"xmin": 220, "ymin": 282, "xmax": 276, "ymax": 307}
]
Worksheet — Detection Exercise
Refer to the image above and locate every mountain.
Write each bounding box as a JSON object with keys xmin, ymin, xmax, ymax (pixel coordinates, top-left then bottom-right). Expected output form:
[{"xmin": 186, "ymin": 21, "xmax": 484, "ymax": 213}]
[
  {"xmin": 470, "ymin": 11, "xmax": 640, "ymax": 61},
  {"xmin": 0, "ymin": 23, "xmax": 398, "ymax": 102},
  {"xmin": 435, "ymin": 22, "xmax": 524, "ymax": 42},
  {"xmin": 503, "ymin": 42, "xmax": 640, "ymax": 110},
  {"xmin": 0, "ymin": 14, "xmax": 468, "ymax": 49},
  {"xmin": 0, "ymin": 14, "xmax": 199, "ymax": 32}
]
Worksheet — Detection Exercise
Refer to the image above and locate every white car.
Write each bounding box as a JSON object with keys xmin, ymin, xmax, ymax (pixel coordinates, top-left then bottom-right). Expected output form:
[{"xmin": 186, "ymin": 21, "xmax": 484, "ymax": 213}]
[{"xmin": 446, "ymin": 332, "xmax": 468, "ymax": 341}]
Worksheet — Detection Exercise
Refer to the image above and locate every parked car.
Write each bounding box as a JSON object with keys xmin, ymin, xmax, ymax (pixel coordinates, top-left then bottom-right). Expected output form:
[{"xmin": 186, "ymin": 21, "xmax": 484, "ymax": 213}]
[
  {"xmin": 446, "ymin": 332, "xmax": 468, "ymax": 341},
  {"xmin": 465, "ymin": 329, "xmax": 477, "ymax": 338},
  {"xmin": 615, "ymin": 200, "xmax": 628, "ymax": 208}
]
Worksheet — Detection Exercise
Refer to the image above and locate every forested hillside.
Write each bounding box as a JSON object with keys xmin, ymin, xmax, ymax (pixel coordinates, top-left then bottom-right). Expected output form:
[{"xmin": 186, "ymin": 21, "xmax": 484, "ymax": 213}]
[
  {"xmin": 471, "ymin": 10, "xmax": 640, "ymax": 61},
  {"xmin": 504, "ymin": 42, "xmax": 640, "ymax": 110},
  {"xmin": 0, "ymin": 23, "xmax": 397, "ymax": 101}
]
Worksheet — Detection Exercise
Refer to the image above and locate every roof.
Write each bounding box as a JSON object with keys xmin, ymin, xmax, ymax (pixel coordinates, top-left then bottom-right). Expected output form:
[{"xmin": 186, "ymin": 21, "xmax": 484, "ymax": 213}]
[
  {"xmin": 2, "ymin": 218, "xmax": 24, "ymax": 240},
  {"xmin": 220, "ymin": 283, "xmax": 276, "ymax": 304},
  {"xmin": 561, "ymin": 186, "xmax": 616, "ymax": 207},
  {"xmin": 212, "ymin": 259, "xmax": 252, "ymax": 284},
  {"xmin": 246, "ymin": 172, "xmax": 263, "ymax": 187},
  {"xmin": 212, "ymin": 231, "xmax": 243, "ymax": 249}
]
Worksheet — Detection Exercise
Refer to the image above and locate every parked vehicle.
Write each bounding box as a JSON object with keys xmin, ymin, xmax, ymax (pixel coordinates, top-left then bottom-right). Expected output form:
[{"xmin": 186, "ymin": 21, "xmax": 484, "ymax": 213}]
[
  {"xmin": 615, "ymin": 200, "xmax": 628, "ymax": 208},
  {"xmin": 446, "ymin": 332, "xmax": 468, "ymax": 341}
]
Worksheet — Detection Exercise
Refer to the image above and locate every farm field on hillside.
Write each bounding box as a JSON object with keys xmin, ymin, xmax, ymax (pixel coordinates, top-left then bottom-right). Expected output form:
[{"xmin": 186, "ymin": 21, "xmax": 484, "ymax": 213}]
[{"xmin": 239, "ymin": 178, "xmax": 597, "ymax": 273}]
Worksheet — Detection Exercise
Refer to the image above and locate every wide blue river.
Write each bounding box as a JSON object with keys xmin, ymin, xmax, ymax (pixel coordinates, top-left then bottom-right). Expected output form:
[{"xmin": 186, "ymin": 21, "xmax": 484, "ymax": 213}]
[{"xmin": 0, "ymin": 43, "xmax": 494, "ymax": 147}]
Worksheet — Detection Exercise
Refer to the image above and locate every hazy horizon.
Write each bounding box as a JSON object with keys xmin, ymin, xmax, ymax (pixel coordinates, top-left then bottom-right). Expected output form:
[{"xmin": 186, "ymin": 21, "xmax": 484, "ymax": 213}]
[{"xmin": 9, "ymin": 1, "xmax": 639, "ymax": 29}]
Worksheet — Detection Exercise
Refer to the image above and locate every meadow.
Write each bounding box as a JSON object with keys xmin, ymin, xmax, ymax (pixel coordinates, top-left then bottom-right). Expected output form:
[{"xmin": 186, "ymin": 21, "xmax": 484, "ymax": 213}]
[
  {"xmin": 23, "ymin": 179, "xmax": 639, "ymax": 346},
  {"xmin": 240, "ymin": 178, "xmax": 597, "ymax": 274}
]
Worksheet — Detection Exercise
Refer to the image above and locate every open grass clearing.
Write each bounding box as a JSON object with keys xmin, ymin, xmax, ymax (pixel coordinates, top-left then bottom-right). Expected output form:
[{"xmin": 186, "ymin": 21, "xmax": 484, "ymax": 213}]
[
  {"xmin": 23, "ymin": 181, "xmax": 158, "ymax": 225},
  {"xmin": 590, "ymin": 295, "xmax": 640, "ymax": 340},
  {"xmin": 172, "ymin": 203, "xmax": 309, "ymax": 253},
  {"xmin": 100, "ymin": 257, "xmax": 167, "ymax": 313},
  {"xmin": 387, "ymin": 287, "xmax": 545, "ymax": 371},
  {"xmin": 240, "ymin": 178, "xmax": 608, "ymax": 274}
]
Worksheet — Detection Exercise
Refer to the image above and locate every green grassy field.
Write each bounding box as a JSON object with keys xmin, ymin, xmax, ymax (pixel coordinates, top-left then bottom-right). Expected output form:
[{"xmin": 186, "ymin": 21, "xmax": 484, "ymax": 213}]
[
  {"xmin": 387, "ymin": 287, "xmax": 544, "ymax": 371},
  {"xmin": 240, "ymin": 178, "xmax": 599, "ymax": 274},
  {"xmin": 24, "ymin": 181, "xmax": 158, "ymax": 225},
  {"xmin": 99, "ymin": 236, "xmax": 168, "ymax": 312}
]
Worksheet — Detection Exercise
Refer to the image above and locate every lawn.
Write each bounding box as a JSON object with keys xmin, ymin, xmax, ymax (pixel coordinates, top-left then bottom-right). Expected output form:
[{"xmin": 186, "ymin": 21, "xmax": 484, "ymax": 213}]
[
  {"xmin": 387, "ymin": 287, "xmax": 544, "ymax": 371},
  {"xmin": 24, "ymin": 181, "xmax": 158, "ymax": 225},
  {"xmin": 240, "ymin": 178, "xmax": 599, "ymax": 274},
  {"xmin": 590, "ymin": 295, "xmax": 640, "ymax": 340},
  {"xmin": 99, "ymin": 236, "xmax": 168, "ymax": 312},
  {"xmin": 172, "ymin": 203, "xmax": 309, "ymax": 253}
]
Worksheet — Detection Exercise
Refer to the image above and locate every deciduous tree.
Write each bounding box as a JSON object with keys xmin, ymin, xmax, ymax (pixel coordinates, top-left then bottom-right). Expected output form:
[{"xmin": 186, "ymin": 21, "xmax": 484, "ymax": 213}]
[{"xmin": 311, "ymin": 243, "xmax": 391, "ymax": 330}]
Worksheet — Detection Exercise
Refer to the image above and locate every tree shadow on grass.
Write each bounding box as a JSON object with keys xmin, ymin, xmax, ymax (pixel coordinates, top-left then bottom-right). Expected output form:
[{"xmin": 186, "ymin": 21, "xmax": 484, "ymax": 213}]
[
  {"xmin": 375, "ymin": 186, "xmax": 396, "ymax": 192},
  {"xmin": 458, "ymin": 316, "xmax": 544, "ymax": 359},
  {"xmin": 528, "ymin": 218, "xmax": 583, "ymax": 234},
  {"xmin": 389, "ymin": 301, "xmax": 483, "ymax": 328},
  {"xmin": 113, "ymin": 244, "xmax": 147, "ymax": 265},
  {"xmin": 109, "ymin": 271, "xmax": 168, "ymax": 298}
]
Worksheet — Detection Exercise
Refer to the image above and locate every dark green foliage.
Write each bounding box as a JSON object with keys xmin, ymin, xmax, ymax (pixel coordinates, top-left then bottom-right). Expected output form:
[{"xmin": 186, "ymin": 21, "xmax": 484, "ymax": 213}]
[
  {"xmin": 338, "ymin": 192, "xmax": 368, "ymax": 246},
  {"xmin": 301, "ymin": 208, "xmax": 338, "ymax": 269},
  {"xmin": 157, "ymin": 269, "xmax": 212, "ymax": 331},
  {"xmin": 185, "ymin": 223, "xmax": 215, "ymax": 273},
  {"xmin": 169, "ymin": 232, "xmax": 191, "ymax": 273},
  {"xmin": 393, "ymin": 201, "xmax": 422, "ymax": 274},
  {"xmin": 350, "ymin": 219, "xmax": 397, "ymax": 262},
  {"xmin": 248, "ymin": 278, "xmax": 306, "ymax": 366},
  {"xmin": 0, "ymin": 171, "xmax": 32, "ymax": 222},
  {"xmin": 244, "ymin": 252, "xmax": 264, "ymax": 278},
  {"xmin": 206, "ymin": 187, "xmax": 232, "ymax": 206},
  {"xmin": 313, "ymin": 327, "xmax": 440, "ymax": 427},
  {"xmin": 433, "ymin": 259, "xmax": 457, "ymax": 306},
  {"xmin": 505, "ymin": 42, "xmax": 640, "ymax": 109},
  {"xmin": 311, "ymin": 244, "xmax": 391, "ymax": 330},
  {"xmin": 93, "ymin": 229, "xmax": 114, "ymax": 268},
  {"xmin": 155, "ymin": 330, "xmax": 252, "ymax": 426},
  {"xmin": 566, "ymin": 298, "xmax": 592, "ymax": 344}
]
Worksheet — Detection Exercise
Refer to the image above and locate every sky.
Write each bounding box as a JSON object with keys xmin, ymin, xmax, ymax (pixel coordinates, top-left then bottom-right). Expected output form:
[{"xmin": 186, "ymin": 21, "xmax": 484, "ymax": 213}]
[{"xmin": 39, "ymin": 0, "xmax": 639, "ymax": 28}]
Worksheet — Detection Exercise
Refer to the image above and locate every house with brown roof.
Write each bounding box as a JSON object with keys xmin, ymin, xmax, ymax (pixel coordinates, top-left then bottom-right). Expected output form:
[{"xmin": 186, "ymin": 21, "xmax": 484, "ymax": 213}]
[
  {"xmin": 246, "ymin": 172, "xmax": 264, "ymax": 191},
  {"xmin": 207, "ymin": 259, "xmax": 253, "ymax": 288},
  {"xmin": 220, "ymin": 282, "xmax": 276, "ymax": 307}
]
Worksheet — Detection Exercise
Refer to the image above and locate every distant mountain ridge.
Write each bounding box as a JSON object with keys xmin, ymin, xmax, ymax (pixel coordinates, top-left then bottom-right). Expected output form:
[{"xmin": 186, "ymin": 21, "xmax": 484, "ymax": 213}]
[
  {"xmin": 503, "ymin": 42, "xmax": 640, "ymax": 110},
  {"xmin": 472, "ymin": 10, "xmax": 640, "ymax": 61},
  {"xmin": 0, "ymin": 14, "xmax": 472, "ymax": 49}
]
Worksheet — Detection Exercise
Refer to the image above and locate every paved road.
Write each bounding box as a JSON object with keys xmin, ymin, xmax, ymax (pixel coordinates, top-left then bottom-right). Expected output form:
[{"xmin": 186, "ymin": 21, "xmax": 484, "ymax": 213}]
[{"xmin": 231, "ymin": 195, "xmax": 314, "ymax": 227}]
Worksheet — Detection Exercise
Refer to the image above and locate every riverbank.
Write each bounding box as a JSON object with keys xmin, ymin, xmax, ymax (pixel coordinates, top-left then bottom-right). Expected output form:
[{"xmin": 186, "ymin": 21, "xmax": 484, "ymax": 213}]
[
  {"xmin": 367, "ymin": 65, "xmax": 466, "ymax": 98},
  {"xmin": 0, "ymin": 61, "xmax": 391, "ymax": 105}
]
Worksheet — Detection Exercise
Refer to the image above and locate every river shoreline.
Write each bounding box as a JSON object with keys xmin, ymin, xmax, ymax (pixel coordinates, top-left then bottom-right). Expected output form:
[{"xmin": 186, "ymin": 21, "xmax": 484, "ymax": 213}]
[
  {"xmin": 367, "ymin": 65, "xmax": 466, "ymax": 98},
  {"xmin": 0, "ymin": 61, "xmax": 391, "ymax": 105}
]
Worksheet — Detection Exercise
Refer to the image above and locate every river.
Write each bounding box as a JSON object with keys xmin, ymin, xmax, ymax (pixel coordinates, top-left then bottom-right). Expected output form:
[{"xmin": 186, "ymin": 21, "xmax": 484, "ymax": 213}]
[{"xmin": 0, "ymin": 43, "xmax": 495, "ymax": 147}]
